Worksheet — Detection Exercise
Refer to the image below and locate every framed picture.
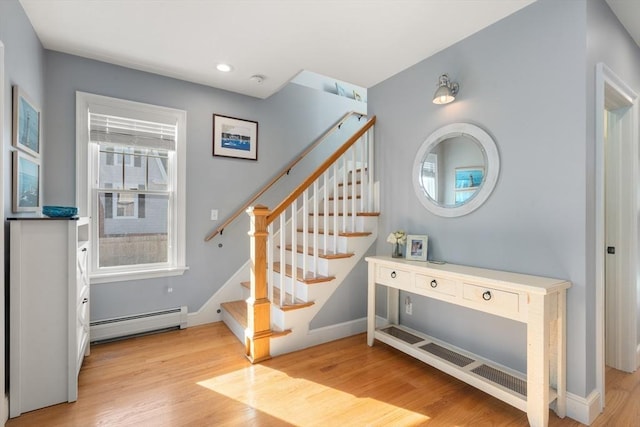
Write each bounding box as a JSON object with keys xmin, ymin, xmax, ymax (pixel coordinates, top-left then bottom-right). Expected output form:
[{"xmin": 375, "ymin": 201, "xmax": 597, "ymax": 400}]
[
  {"xmin": 213, "ymin": 114, "xmax": 258, "ymax": 160},
  {"xmin": 353, "ymin": 90, "xmax": 362, "ymax": 102},
  {"xmin": 455, "ymin": 166, "xmax": 484, "ymax": 189},
  {"xmin": 406, "ymin": 234, "xmax": 428, "ymax": 261},
  {"xmin": 12, "ymin": 151, "xmax": 41, "ymax": 212},
  {"xmin": 335, "ymin": 82, "xmax": 347, "ymax": 97},
  {"xmin": 455, "ymin": 166, "xmax": 484, "ymax": 204},
  {"xmin": 12, "ymin": 86, "xmax": 41, "ymax": 158}
]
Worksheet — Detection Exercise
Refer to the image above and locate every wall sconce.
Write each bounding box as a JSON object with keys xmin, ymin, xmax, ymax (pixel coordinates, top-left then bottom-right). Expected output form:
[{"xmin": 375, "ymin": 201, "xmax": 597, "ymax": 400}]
[{"xmin": 432, "ymin": 74, "xmax": 459, "ymax": 105}]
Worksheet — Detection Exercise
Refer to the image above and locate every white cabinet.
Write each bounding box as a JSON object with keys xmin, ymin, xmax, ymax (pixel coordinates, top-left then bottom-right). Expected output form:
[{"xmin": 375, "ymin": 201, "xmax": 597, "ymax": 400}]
[
  {"xmin": 366, "ymin": 256, "xmax": 570, "ymax": 427},
  {"xmin": 9, "ymin": 217, "xmax": 90, "ymax": 417}
]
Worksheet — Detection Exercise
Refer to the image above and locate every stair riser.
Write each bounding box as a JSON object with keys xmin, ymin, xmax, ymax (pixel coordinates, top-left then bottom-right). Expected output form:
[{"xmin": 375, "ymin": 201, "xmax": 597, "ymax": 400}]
[
  {"xmin": 291, "ymin": 215, "xmax": 376, "ymax": 234},
  {"xmin": 221, "ymin": 308, "xmax": 246, "ymax": 343},
  {"xmin": 294, "ymin": 232, "xmax": 349, "ymax": 253},
  {"xmin": 284, "ymin": 253, "xmax": 331, "ymax": 274},
  {"xmin": 271, "ymin": 274, "xmax": 310, "ymax": 301}
]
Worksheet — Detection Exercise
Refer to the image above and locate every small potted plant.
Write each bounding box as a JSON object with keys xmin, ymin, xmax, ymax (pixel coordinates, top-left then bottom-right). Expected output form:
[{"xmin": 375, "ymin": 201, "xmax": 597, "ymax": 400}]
[{"xmin": 386, "ymin": 230, "xmax": 407, "ymax": 258}]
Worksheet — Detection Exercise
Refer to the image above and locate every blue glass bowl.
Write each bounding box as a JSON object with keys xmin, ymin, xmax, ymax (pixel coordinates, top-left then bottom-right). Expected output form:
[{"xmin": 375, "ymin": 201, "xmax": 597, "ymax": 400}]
[{"xmin": 43, "ymin": 206, "xmax": 78, "ymax": 218}]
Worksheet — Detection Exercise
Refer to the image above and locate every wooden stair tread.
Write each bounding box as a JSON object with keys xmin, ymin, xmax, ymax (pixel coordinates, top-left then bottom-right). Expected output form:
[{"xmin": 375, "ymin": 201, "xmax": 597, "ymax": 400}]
[
  {"xmin": 221, "ymin": 300, "xmax": 247, "ymax": 328},
  {"xmin": 240, "ymin": 281, "xmax": 315, "ymax": 311},
  {"xmin": 328, "ymin": 195, "xmax": 361, "ymax": 201},
  {"xmin": 338, "ymin": 180, "xmax": 362, "ymax": 186},
  {"xmin": 311, "ymin": 212, "xmax": 380, "ymax": 217},
  {"xmin": 296, "ymin": 228, "xmax": 372, "ymax": 237},
  {"xmin": 273, "ymin": 262, "xmax": 335, "ymax": 284},
  {"xmin": 221, "ymin": 300, "xmax": 292, "ymax": 335},
  {"xmin": 282, "ymin": 244, "xmax": 354, "ymax": 260}
]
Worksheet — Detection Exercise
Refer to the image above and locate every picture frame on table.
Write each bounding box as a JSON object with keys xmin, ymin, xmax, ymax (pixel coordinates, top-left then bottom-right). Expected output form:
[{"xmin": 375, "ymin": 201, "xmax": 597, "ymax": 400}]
[
  {"xmin": 406, "ymin": 234, "xmax": 428, "ymax": 261},
  {"xmin": 12, "ymin": 150, "xmax": 41, "ymax": 212},
  {"xmin": 12, "ymin": 85, "xmax": 41, "ymax": 158},
  {"xmin": 212, "ymin": 114, "xmax": 258, "ymax": 161}
]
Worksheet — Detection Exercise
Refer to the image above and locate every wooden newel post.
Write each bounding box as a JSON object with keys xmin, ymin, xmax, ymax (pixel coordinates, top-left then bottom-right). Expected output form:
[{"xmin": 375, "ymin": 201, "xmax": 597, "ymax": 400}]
[{"xmin": 246, "ymin": 205, "xmax": 272, "ymax": 363}]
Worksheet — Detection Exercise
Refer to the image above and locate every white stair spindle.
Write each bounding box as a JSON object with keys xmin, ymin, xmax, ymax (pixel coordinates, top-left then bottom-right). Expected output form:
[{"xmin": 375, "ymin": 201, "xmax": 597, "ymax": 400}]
[
  {"xmin": 342, "ymin": 156, "xmax": 348, "ymax": 233},
  {"xmin": 368, "ymin": 126, "xmax": 375, "ymax": 212},
  {"xmin": 279, "ymin": 213, "xmax": 286, "ymax": 307},
  {"xmin": 332, "ymin": 163, "xmax": 339, "ymax": 254},
  {"xmin": 302, "ymin": 190, "xmax": 308, "ymax": 281},
  {"xmin": 350, "ymin": 146, "xmax": 357, "ymax": 231},
  {"xmin": 312, "ymin": 181, "xmax": 319, "ymax": 278},
  {"xmin": 322, "ymin": 172, "xmax": 328, "ymax": 256},
  {"xmin": 359, "ymin": 135, "xmax": 366, "ymax": 213},
  {"xmin": 268, "ymin": 222, "xmax": 274, "ymax": 303},
  {"xmin": 291, "ymin": 201, "xmax": 298, "ymax": 302}
]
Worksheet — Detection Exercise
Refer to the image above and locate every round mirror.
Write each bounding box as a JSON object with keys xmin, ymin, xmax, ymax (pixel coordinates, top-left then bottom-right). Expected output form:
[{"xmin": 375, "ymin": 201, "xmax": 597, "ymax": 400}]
[{"xmin": 412, "ymin": 123, "xmax": 499, "ymax": 217}]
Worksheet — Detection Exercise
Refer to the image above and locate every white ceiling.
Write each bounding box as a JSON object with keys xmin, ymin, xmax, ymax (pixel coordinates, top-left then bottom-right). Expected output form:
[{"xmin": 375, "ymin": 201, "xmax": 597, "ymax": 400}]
[{"xmin": 18, "ymin": 0, "xmax": 640, "ymax": 99}]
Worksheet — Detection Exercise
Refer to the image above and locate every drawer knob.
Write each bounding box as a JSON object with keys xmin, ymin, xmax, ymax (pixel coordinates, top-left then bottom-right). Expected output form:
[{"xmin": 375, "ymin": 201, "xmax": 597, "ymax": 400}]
[
  {"xmin": 82, "ymin": 297, "xmax": 89, "ymax": 304},
  {"xmin": 390, "ymin": 271, "xmax": 397, "ymax": 279},
  {"xmin": 430, "ymin": 280, "xmax": 437, "ymax": 288},
  {"xmin": 82, "ymin": 247, "xmax": 87, "ymax": 252},
  {"xmin": 482, "ymin": 291, "xmax": 492, "ymax": 301}
]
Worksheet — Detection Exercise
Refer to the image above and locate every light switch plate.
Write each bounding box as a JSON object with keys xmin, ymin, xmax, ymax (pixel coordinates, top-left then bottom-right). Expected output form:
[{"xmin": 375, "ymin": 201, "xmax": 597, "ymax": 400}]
[{"xmin": 210, "ymin": 209, "xmax": 218, "ymax": 221}]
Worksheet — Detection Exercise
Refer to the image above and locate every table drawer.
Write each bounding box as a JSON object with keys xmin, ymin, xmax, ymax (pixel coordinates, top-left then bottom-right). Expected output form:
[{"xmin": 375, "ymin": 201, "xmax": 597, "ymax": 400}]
[
  {"xmin": 376, "ymin": 265, "xmax": 411, "ymax": 288},
  {"xmin": 462, "ymin": 283, "xmax": 520, "ymax": 317},
  {"xmin": 415, "ymin": 273, "xmax": 457, "ymax": 297}
]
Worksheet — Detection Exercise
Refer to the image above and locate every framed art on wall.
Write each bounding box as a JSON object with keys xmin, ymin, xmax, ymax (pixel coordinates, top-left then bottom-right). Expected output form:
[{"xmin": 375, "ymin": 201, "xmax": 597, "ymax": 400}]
[
  {"xmin": 12, "ymin": 151, "xmax": 41, "ymax": 212},
  {"xmin": 406, "ymin": 234, "xmax": 428, "ymax": 261},
  {"xmin": 212, "ymin": 114, "xmax": 258, "ymax": 160},
  {"xmin": 12, "ymin": 86, "xmax": 41, "ymax": 158}
]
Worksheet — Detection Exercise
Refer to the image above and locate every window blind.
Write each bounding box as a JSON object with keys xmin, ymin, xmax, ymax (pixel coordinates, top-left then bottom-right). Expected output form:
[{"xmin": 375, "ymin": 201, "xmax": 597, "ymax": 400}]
[{"xmin": 89, "ymin": 112, "xmax": 177, "ymax": 151}]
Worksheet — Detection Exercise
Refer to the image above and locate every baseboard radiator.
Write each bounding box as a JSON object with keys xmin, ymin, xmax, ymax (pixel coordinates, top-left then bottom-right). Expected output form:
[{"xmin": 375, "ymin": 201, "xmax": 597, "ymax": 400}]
[{"xmin": 90, "ymin": 306, "xmax": 188, "ymax": 343}]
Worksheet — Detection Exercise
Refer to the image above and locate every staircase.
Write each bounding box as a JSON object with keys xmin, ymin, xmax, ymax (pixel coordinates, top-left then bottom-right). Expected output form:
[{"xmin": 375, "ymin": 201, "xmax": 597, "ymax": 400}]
[{"xmin": 219, "ymin": 116, "xmax": 378, "ymax": 361}]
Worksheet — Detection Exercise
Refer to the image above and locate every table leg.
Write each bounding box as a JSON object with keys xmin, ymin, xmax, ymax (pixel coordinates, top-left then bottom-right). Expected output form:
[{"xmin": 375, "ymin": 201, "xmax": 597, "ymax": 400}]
[
  {"xmin": 527, "ymin": 293, "xmax": 551, "ymax": 427},
  {"xmin": 367, "ymin": 262, "xmax": 376, "ymax": 346}
]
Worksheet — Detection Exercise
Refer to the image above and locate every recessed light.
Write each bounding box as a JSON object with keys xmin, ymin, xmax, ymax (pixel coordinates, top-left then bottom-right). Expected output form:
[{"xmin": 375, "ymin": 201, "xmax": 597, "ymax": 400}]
[{"xmin": 216, "ymin": 63, "xmax": 233, "ymax": 72}]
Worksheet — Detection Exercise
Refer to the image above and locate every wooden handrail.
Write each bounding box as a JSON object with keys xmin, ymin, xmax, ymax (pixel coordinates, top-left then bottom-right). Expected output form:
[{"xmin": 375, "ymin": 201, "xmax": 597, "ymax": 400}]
[
  {"xmin": 267, "ymin": 115, "xmax": 376, "ymax": 224},
  {"xmin": 204, "ymin": 111, "xmax": 362, "ymax": 241}
]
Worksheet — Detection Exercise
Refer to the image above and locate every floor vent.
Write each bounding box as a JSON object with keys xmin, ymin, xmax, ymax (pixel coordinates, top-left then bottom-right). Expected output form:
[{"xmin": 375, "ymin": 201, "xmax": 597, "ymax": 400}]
[
  {"xmin": 420, "ymin": 342, "xmax": 475, "ymax": 367},
  {"xmin": 90, "ymin": 306, "xmax": 187, "ymax": 343},
  {"xmin": 471, "ymin": 364, "xmax": 527, "ymax": 396},
  {"xmin": 380, "ymin": 326, "xmax": 423, "ymax": 344}
]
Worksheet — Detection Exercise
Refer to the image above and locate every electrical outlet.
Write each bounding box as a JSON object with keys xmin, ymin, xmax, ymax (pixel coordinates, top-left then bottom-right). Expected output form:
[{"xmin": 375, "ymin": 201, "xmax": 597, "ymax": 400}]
[
  {"xmin": 405, "ymin": 297, "xmax": 412, "ymax": 315},
  {"xmin": 210, "ymin": 209, "xmax": 218, "ymax": 221}
]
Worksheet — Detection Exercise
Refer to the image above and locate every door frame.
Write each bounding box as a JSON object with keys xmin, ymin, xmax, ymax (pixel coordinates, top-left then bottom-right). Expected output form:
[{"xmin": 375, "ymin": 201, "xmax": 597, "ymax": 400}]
[
  {"xmin": 595, "ymin": 62, "xmax": 639, "ymax": 408},
  {"xmin": 0, "ymin": 40, "xmax": 7, "ymax": 425}
]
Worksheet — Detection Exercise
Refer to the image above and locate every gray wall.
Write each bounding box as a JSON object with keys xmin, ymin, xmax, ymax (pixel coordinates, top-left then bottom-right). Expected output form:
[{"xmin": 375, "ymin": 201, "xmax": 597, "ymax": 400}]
[
  {"xmin": 43, "ymin": 50, "xmax": 366, "ymax": 321},
  {"xmin": 1, "ymin": 0, "xmax": 44, "ymax": 218},
  {"xmin": 368, "ymin": 0, "xmax": 590, "ymax": 395}
]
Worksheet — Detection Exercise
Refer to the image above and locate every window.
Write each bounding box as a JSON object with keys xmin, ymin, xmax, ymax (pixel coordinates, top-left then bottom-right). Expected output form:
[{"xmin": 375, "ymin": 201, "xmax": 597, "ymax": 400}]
[{"xmin": 76, "ymin": 92, "xmax": 187, "ymax": 283}]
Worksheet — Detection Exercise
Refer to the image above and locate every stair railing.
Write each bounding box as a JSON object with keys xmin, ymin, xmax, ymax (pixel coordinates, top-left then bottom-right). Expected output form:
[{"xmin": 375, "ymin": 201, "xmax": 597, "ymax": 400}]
[
  {"xmin": 246, "ymin": 116, "xmax": 376, "ymax": 363},
  {"xmin": 204, "ymin": 111, "xmax": 361, "ymax": 242}
]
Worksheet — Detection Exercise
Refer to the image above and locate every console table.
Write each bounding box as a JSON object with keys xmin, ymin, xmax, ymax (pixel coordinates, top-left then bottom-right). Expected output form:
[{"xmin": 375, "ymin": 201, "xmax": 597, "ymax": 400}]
[{"xmin": 366, "ymin": 256, "xmax": 570, "ymax": 427}]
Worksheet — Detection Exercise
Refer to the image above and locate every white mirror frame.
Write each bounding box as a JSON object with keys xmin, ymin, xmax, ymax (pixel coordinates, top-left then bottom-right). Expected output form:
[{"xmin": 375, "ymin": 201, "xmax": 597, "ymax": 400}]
[{"xmin": 412, "ymin": 122, "xmax": 499, "ymax": 217}]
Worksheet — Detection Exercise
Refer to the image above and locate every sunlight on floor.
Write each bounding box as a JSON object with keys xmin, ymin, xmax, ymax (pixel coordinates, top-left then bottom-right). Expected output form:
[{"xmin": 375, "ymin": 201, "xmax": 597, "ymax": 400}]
[{"xmin": 197, "ymin": 364, "xmax": 430, "ymax": 425}]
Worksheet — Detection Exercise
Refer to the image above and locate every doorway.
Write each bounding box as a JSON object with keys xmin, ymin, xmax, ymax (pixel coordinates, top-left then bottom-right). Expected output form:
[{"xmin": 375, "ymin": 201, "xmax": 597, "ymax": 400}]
[
  {"xmin": 595, "ymin": 62, "xmax": 639, "ymax": 410},
  {"xmin": 0, "ymin": 40, "xmax": 7, "ymax": 425}
]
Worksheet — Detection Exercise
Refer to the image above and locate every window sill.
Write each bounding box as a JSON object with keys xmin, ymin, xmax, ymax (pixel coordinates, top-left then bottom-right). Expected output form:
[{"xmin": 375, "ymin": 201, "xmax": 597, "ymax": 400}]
[{"xmin": 90, "ymin": 266, "xmax": 189, "ymax": 284}]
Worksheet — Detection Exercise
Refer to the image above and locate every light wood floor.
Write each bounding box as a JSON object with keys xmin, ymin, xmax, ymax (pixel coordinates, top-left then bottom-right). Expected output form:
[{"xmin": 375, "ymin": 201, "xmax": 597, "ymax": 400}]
[{"xmin": 6, "ymin": 322, "xmax": 639, "ymax": 426}]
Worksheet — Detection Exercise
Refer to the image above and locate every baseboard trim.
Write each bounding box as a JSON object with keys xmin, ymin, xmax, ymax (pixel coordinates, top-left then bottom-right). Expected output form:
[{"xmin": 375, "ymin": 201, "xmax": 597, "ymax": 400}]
[
  {"xmin": 306, "ymin": 317, "xmax": 367, "ymax": 347},
  {"xmin": 566, "ymin": 389, "xmax": 602, "ymax": 425},
  {"xmin": 2, "ymin": 395, "xmax": 8, "ymax": 425}
]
